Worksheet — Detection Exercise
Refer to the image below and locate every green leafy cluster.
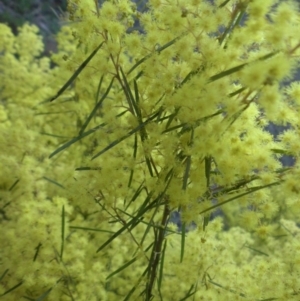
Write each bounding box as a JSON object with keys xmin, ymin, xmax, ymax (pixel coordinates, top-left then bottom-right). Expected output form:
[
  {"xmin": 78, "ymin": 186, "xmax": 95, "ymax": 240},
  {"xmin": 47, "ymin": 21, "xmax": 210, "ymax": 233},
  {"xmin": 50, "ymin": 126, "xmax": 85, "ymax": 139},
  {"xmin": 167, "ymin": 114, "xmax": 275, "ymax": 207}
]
[{"xmin": 1, "ymin": 0, "xmax": 300, "ymax": 300}]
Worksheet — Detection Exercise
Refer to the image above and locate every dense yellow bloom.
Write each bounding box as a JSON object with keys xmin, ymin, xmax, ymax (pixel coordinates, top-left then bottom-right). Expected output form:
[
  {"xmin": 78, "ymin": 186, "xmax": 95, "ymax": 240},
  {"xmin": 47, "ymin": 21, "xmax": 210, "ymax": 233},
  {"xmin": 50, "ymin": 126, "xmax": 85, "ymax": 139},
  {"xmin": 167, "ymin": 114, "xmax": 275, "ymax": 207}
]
[{"xmin": 2, "ymin": 0, "xmax": 300, "ymax": 300}]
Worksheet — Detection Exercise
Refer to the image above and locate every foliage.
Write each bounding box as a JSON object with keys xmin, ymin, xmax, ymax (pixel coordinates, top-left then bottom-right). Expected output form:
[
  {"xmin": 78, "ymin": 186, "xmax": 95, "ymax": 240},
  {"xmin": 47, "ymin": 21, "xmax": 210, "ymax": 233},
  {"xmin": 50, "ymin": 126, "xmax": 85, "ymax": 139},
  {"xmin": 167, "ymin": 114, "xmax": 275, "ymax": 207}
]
[
  {"xmin": 0, "ymin": 0, "xmax": 67, "ymax": 55},
  {"xmin": 1, "ymin": 0, "xmax": 300, "ymax": 300}
]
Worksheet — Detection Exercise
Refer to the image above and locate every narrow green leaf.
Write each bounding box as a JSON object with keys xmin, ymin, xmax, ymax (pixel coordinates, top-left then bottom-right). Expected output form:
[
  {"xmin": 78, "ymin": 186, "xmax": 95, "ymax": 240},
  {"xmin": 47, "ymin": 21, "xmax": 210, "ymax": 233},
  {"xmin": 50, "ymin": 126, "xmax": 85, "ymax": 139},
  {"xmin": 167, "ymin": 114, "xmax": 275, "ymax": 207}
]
[
  {"xmin": 50, "ymin": 41, "xmax": 104, "ymax": 102},
  {"xmin": 96, "ymin": 191, "xmax": 162, "ymax": 253},
  {"xmin": 179, "ymin": 284, "xmax": 196, "ymax": 301},
  {"xmin": 178, "ymin": 109, "xmax": 224, "ymax": 137},
  {"xmin": 116, "ymin": 208, "xmax": 167, "ymax": 233},
  {"xmin": 178, "ymin": 52, "xmax": 276, "ymax": 89},
  {"xmin": 180, "ymin": 223, "xmax": 186, "ymax": 263},
  {"xmin": 123, "ymin": 286, "xmax": 137, "ymax": 301},
  {"xmin": 203, "ymin": 214, "xmax": 210, "ymax": 231},
  {"xmin": 101, "ymin": 196, "xmax": 167, "ymax": 253},
  {"xmin": 244, "ymin": 245, "xmax": 269, "ymax": 256},
  {"xmin": 127, "ymin": 54, "xmax": 152, "ymax": 76},
  {"xmin": 94, "ymin": 0, "xmax": 100, "ymax": 17},
  {"xmin": 95, "ymin": 75, "xmax": 104, "ymax": 104},
  {"xmin": 205, "ymin": 156, "xmax": 212, "ymax": 188},
  {"xmin": 0, "ymin": 269, "xmax": 8, "ymax": 282},
  {"xmin": 228, "ymin": 86, "xmax": 247, "ymax": 97},
  {"xmin": 49, "ymin": 122, "xmax": 106, "ymax": 158},
  {"xmin": 179, "ymin": 65, "xmax": 205, "ymax": 88},
  {"xmin": 164, "ymin": 168, "xmax": 174, "ymax": 183},
  {"xmin": 40, "ymin": 132, "xmax": 72, "ymax": 139},
  {"xmin": 208, "ymin": 279, "xmax": 246, "ymax": 297},
  {"xmin": 208, "ymin": 279, "xmax": 230, "ymax": 291},
  {"xmin": 119, "ymin": 67, "xmax": 137, "ymax": 115},
  {"xmin": 107, "ymin": 243, "xmax": 153, "ymax": 280},
  {"xmin": 221, "ymin": 103, "xmax": 251, "ymax": 135},
  {"xmin": 272, "ymin": 234, "xmax": 288, "ymax": 238},
  {"xmin": 60, "ymin": 205, "xmax": 65, "ymax": 260},
  {"xmin": 79, "ymin": 76, "xmax": 115, "ymax": 135},
  {"xmin": 209, "ymin": 63, "xmax": 248, "ymax": 83},
  {"xmin": 137, "ymin": 205, "xmax": 160, "ymax": 251},
  {"xmin": 132, "ymin": 192, "xmax": 154, "ymax": 223},
  {"xmin": 162, "ymin": 123, "xmax": 187, "ymax": 134},
  {"xmin": 208, "ymin": 51, "xmax": 278, "ymax": 83},
  {"xmin": 125, "ymin": 181, "xmax": 145, "ymax": 211},
  {"xmin": 199, "ymin": 181, "xmax": 281, "ymax": 215},
  {"xmin": 0, "ymin": 281, "xmax": 23, "ymax": 297},
  {"xmin": 70, "ymin": 226, "xmax": 114, "ymax": 234},
  {"xmin": 35, "ymin": 287, "xmax": 53, "ymax": 301},
  {"xmin": 157, "ymin": 240, "xmax": 167, "ymax": 291},
  {"xmin": 34, "ymin": 110, "xmax": 75, "ymax": 116},
  {"xmin": 156, "ymin": 33, "xmax": 186, "ymax": 53},
  {"xmin": 155, "ymin": 105, "xmax": 165, "ymax": 123},
  {"xmin": 182, "ymin": 156, "xmax": 191, "ymax": 190},
  {"xmin": 127, "ymin": 34, "xmax": 186, "ymax": 75},
  {"xmin": 203, "ymin": 174, "xmax": 259, "ymax": 199},
  {"xmin": 163, "ymin": 109, "xmax": 223, "ymax": 135},
  {"xmin": 33, "ymin": 243, "xmax": 42, "ymax": 262},
  {"xmin": 132, "ymin": 80, "xmax": 147, "ymax": 139},
  {"xmin": 43, "ymin": 177, "xmax": 65, "ymax": 189},
  {"xmin": 275, "ymin": 167, "xmax": 293, "ymax": 174},
  {"xmin": 8, "ymin": 179, "xmax": 19, "ymax": 191},
  {"xmin": 133, "ymin": 80, "xmax": 140, "ymax": 115},
  {"xmin": 22, "ymin": 297, "xmax": 34, "ymax": 301},
  {"xmin": 279, "ymin": 221, "xmax": 295, "ymax": 236},
  {"xmin": 127, "ymin": 133, "xmax": 138, "ymax": 188},
  {"xmin": 145, "ymin": 157, "xmax": 154, "ymax": 177},
  {"xmin": 124, "ymin": 78, "xmax": 154, "ymax": 180},
  {"xmin": 165, "ymin": 107, "xmax": 181, "ymax": 130},
  {"xmin": 218, "ymin": 5, "xmax": 246, "ymax": 46},
  {"xmin": 270, "ymin": 148, "xmax": 293, "ymax": 156},
  {"xmin": 107, "ymin": 257, "xmax": 138, "ymax": 280},
  {"xmin": 218, "ymin": 0, "xmax": 231, "ymax": 8},
  {"xmin": 160, "ymin": 171, "xmax": 174, "ymax": 203},
  {"xmin": 96, "ymin": 215, "xmax": 142, "ymax": 253},
  {"xmin": 91, "ymin": 128, "xmax": 137, "ymax": 160},
  {"xmin": 234, "ymin": 9, "xmax": 247, "ymax": 29},
  {"xmin": 133, "ymin": 70, "xmax": 144, "ymax": 81},
  {"xmin": 127, "ymin": 168, "xmax": 134, "ymax": 188},
  {"xmin": 91, "ymin": 111, "xmax": 160, "ymax": 160},
  {"xmin": 75, "ymin": 167, "xmax": 102, "ymax": 171},
  {"xmin": 123, "ymin": 267, "xmax": 148, "ymax": 301}
]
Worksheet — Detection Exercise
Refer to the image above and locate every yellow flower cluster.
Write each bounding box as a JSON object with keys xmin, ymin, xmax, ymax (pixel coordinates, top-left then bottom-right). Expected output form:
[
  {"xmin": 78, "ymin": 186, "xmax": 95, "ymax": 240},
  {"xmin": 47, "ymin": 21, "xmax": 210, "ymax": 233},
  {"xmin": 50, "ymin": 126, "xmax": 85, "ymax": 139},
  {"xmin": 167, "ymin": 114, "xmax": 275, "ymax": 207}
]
[{"xmin": 1, "ymin": 0, "xmax": 300, "ymax": 300}]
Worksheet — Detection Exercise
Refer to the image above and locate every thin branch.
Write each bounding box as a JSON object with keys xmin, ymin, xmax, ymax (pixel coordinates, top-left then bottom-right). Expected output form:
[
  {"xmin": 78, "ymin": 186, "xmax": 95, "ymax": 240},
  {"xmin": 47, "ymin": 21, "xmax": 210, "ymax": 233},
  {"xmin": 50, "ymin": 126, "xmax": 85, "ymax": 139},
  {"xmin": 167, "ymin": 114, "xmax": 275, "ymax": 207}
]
[{"xmin": 145, "ymin": 202, "xmax": 170, "ymax": 300}]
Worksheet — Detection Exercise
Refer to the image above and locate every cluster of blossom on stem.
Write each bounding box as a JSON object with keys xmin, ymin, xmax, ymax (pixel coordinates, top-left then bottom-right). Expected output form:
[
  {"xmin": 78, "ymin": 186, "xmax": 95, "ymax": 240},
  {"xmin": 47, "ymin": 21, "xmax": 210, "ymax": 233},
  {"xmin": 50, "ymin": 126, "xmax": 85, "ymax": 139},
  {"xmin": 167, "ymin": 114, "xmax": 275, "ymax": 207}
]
[{"xmin": 1, "ymin": 0, "xmax": 300, "ymax": 300}]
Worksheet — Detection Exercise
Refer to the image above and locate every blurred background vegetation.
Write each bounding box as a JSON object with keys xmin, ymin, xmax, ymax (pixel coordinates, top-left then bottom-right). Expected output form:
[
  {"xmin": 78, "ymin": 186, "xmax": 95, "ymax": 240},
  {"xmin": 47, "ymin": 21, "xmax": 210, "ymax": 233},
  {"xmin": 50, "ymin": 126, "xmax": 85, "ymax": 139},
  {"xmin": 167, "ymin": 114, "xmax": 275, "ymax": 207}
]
[
  {"xmin": 0, "ymin": 0, "xmax": 148, "ymax": 55},
  {"xmin": 0, "ymin": 0, "xmax": 68, "ymax": 55}
]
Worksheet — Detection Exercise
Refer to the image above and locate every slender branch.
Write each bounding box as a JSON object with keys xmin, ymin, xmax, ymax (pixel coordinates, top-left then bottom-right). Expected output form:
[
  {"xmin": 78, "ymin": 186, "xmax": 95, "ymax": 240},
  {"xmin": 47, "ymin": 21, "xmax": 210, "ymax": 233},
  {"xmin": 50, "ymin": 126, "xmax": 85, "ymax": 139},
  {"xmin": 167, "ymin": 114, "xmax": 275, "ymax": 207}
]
[{"xmin": 145, "ymin": 203, "xmax": 170, "ymax": 300}]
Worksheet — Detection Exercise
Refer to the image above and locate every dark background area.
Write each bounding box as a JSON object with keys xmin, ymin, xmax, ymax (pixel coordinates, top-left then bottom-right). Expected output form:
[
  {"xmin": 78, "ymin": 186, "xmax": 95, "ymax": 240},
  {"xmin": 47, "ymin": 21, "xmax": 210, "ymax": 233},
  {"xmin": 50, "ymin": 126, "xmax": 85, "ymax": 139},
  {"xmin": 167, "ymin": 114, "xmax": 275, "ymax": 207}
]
[{"xmin": 0, "ymin": 0, "xmax": 68, "ymax": 55}]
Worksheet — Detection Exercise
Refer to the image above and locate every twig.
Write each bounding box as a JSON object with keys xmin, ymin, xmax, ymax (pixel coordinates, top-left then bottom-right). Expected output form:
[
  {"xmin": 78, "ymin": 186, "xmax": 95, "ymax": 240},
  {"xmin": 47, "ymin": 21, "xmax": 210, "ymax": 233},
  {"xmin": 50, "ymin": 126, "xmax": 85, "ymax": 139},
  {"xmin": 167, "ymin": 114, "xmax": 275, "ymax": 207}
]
[{"xmin": 145, "ymin": 203, "xmax": 170, "ymax": 300}]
